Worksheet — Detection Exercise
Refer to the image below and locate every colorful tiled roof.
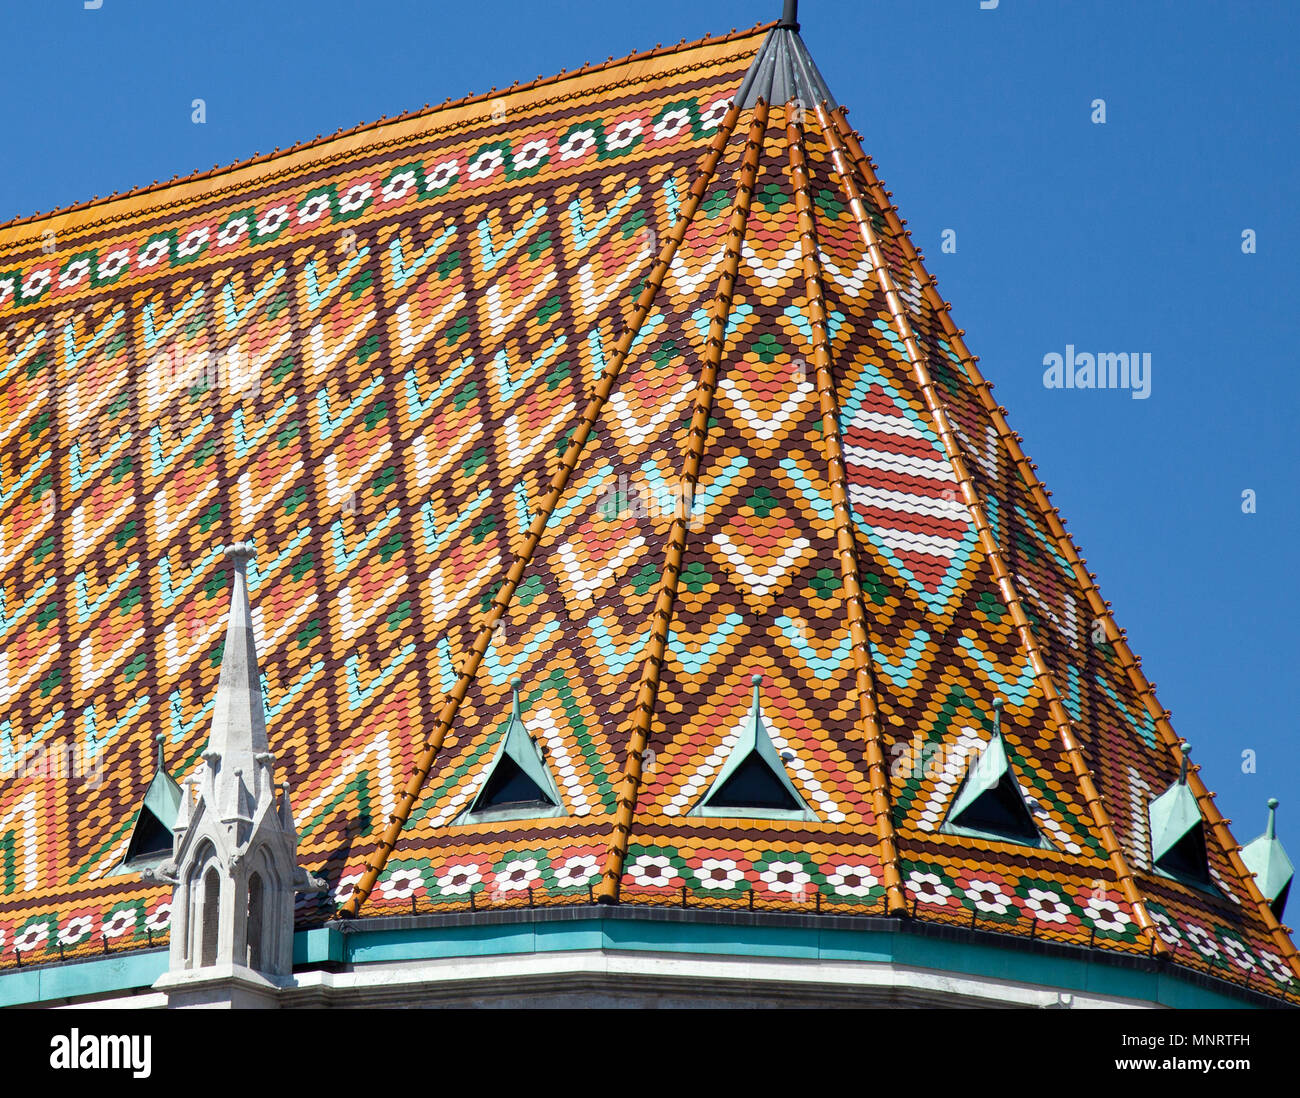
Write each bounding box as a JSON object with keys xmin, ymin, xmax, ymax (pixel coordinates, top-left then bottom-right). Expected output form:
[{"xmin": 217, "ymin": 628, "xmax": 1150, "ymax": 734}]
[{"xmin": 0, "ymin": 17, "xmax": 1295, "ymax": 1003}]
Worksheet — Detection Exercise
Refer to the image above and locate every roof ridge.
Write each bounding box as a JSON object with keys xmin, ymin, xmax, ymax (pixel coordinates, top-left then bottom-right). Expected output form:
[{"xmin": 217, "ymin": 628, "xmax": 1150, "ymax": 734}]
[
  {"xmin": 596, "ymin": 102, "xmax": 771, "ymax": 903},
  {"xmin": 336, "ymin": 96, "xmax": 749, "ymax": 919},
  {"xmin": 0, "ymin": 21, "xmax": 775, "ymax": 236},
  {"xmin": 786, "ymin": 109, "xmax": 905, "ymax": 914},
  {"xmin": 817, "ymin": 104, "xmax": 1168, "ymax": 957},
  {"xmin": 826, "ymin": 110, "xmax": 1300, "ymax": 978}
]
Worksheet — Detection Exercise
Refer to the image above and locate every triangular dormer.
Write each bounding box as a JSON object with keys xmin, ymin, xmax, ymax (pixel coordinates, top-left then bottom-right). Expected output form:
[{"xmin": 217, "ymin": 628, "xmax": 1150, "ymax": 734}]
[
  {"xmin": 691, "ymin": 676, "xmax": 816, "ymax": 822},
  {"xmin": 117, "ymin": 735, "xmax": 182, "ymax": 871},
  {"xmin": 456, "ymin": 679, "xmax": 563, "ymax": 823},
  {"xmin": 1242, "ymin": 799, "xmax": 1294, "ymax": 919},
  {"xmin": 1148, "ymin": 744, "xmax": 1213, "ymax": 889},
  {"xmin": 942, "ymin": 701, "xmax": 1048, "ymax": 849}
]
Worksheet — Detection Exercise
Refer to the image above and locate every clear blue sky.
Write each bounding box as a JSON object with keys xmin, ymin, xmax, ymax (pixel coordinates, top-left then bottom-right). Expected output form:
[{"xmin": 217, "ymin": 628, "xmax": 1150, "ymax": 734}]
[{"xmin": 2, "ymin": 0, "xmax": 1296, "ymax": 853}]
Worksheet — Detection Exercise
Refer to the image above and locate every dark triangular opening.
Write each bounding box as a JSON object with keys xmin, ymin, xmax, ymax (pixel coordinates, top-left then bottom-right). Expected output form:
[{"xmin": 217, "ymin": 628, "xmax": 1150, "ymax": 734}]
[
  {"xmin": 1155, "ymin": 822, "xmax": 1212, "ymax": 886},
  {"xmin": 476, "ymin": 754, "xmax": 556, "ymax": 812},
  {"xmin": 124, "ymin": 806, "xmax": 173, "ymax": 864},
  {"xmin": 951, "ymin": 769, "xmax": 1041, "ymax": 846},
  {"xmin": 705, "ymin": 751, "xmax": 801, "ymax": 812}
]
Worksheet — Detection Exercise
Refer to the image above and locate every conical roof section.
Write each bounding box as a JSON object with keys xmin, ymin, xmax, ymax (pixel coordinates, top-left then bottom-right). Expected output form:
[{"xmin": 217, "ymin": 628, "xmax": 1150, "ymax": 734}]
[{"xmin": 0, "ymin": 12, "xmax": 1293, "ymax": 1003}]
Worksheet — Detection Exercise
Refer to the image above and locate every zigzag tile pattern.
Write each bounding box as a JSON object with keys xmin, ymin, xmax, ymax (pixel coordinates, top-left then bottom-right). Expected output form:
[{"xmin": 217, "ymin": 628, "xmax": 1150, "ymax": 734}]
[{"xmin": 0, "ymin": 25, "xmax": 1292, "ymax": 1001}]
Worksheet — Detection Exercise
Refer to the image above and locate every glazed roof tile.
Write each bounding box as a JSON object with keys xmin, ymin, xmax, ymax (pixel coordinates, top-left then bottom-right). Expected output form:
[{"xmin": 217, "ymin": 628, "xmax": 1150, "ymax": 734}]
[{"xmin": 0, "ymin": 17, "xmax": 1295, "ymax": 1003}]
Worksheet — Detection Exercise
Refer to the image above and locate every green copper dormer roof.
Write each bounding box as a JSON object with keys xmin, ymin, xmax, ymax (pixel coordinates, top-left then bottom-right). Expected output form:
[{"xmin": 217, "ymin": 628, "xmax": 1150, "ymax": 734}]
[
  {"xmin": 118, "ymin": 735, "xmax": 182, "ymax": 870},
  {"xmin": 1242, "ymin": 800, "xmax": 1294, "ymax": 919},
  {"xmin": 691, "ymin": 676, "xmax": 816, "ymax": 821},
  {"xmin": 942, "ymin": 700, "xmax": 1049, "ymax": 848},
  {"xmin": 1149, "ymin": 744, "xmax": 1213, "ymax": 888},
  {"xmin": 455, "ymin": 680, "xmax": 564, "ymax": 824}
]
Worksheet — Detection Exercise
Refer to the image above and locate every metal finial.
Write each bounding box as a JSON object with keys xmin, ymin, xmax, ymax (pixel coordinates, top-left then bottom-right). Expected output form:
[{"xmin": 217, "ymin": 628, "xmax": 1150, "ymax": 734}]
[
  {"xmin": 1266, "ymin": 798, "xmax": 1279, "ymax": 839},
  {"xmin": 510, "ymin": 678, "xmax": 523, "ymax": 719},
  {"xmin": 154, "ymin": 733, "xmax": 166, "ymax": 772},
  {"xmin": 991, "ymin": 697, "xmax": 1004, "ymax": 733},
  {"xmin": 1178, "ymin": 741, "xmax": 1192, "ymax": 784},
  {"xmin": 780, "ymin": 0, "xmax": 800, "ymax": 30}
]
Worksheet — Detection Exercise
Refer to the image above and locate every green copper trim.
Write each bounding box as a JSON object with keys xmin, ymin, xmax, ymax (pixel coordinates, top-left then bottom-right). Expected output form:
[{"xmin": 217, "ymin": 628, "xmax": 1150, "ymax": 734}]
[{"xmin": 1, "ymin": 913, "xmax": 1282, "ymax": 1009}]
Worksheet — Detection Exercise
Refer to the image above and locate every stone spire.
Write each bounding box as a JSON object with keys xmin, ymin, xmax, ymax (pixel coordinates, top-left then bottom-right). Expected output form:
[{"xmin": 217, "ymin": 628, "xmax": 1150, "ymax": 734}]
[{"xmin": 149, "ymin": 542, "xmax": 325, "ymax": 1008}]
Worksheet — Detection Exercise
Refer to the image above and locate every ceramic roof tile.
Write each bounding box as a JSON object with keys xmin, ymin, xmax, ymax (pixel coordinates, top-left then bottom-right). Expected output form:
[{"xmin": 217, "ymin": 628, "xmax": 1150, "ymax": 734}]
[{"xmin": 0, "ymin": 19, "xmax": 1294, "ymax": 1004}]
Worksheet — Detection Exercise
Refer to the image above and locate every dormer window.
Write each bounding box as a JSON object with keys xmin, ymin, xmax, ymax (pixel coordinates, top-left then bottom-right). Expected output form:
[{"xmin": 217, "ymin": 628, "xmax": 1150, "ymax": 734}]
[
  {"xmin": 1148, "ymin": 744, "xmax": 1214, "ymax": 890},
  {"xmin": 455, "ymin": 679, "xmax": 564, "ymax": 824},
  {"xmin": 691, "ymin": 675, "xmax": 816, "ymax": 822},
  {"xmin": 117, "ymin": 735, "xmax": 181, "ymax": 871},
  {"xmin": 1241, "ymin": 799, "xmax": 1293, "ymax": 919},
  {"xmin": 942, "ymin": 700, "xmax": 1050, "ymax": 849}
]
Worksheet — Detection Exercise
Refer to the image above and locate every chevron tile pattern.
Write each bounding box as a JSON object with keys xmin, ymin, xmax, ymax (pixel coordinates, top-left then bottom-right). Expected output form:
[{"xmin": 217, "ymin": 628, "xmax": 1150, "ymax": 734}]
[{"xmin": 0, "ymin": 24, "xmax": 1292, "ymax": 1002}]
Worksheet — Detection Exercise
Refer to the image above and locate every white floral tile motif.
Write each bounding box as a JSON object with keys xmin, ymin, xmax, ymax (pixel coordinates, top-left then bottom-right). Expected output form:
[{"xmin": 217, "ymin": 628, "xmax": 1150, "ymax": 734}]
[
  {"xmin": 700, "ymin": 97, "xmax": 731, "ymax": 130},
  {"xmin": 693, "ymin": 858, "xmax": 747, "ymax": 891},
  {"xmin": 1186, "ymin": 923, "xmax": 1221, "ymax": 962},
  {"xmin": 653, "ymin": 109, "xmax": 693, "ymax": 142},
  {"xmin": 512, "ymin": 141, "xmax": 550, "ymax": 172},
  {"xmin": 436, "ymin": 863, "xmax": 483, "ymax": 897},
  {"xmin": 145, "ymin": 904, "xmax": 173, "ymax": 932},
  {"xmin": 102, "ymin": 907, "xmax": 138, "ymax": 940},
  {"xmin": 1147, "ymin": 908, "xmax": 1183, "ymax": 947},
  {"xmin": 1220, "ymin": 933, "xmax": 1257, "ymax": 972},
  {"xmin": 297, "ymin": 193, "xmax": 333, "ymax": 224},
  {"xmin": 468, "ymin": 148, "xmax": 505, "ymax": 181},
  {"xmin": 332, "ymin": 872, "xmax": 364, "ymax": 905},
  {"xmin": 136, "ymin": 238, "xmax": 170, "ymax": 268},
  {"xmin": 559, "ymin": 129, "xmax": 598, "ymax": 161},
  {"xmin": 964, "ymin": 879, "xmax": 1013, "ymax": 915},
  {"xmin": 59, "ymin": 258, "xmax": 92, "ymax": 288},
  {"xmin": 256, "ymin": 206, "xmax": 290, "ymax": 236},
  {"xmin": 14, "ymin": 920, "xmax": 51, "ymax": 953},
  {"xmin": 492, "ymin": 858, "xmax": 542, "ymax": 894},
  {"xmin": 606, "ymin": 119, "xmax": 643, "ymax": 152},
  {"xmin": 1260, "ymin": 951, "xmax": 1294, "ymax": 985},
  {"xmin": 907, "ymin": 871, "xmax": 952, "ymax": 905},
  {"xmin": 338, "ymin": 184, "xmax": 373, "ymax": 214},
  {"xmin": 426, "ymin": 160, "xmax": 459, "ymax": 191},
  {"xmin": 825, "ymin": 864, "xmax": 877, "ymax": 898},
  {"xmin": 553, "ymin": 854, "xmax": 600, "ymax": 890},
  {"xmin": 381, "ymin": 171, "xmax": 418, "ymax": 203},
  {"xmin": 97, "ymin": 248, "xmax": 131, "ymax": 279},
  {"xmin": 378, "ymin": 868, "xmax": 425, "ymax": 901},
  {"xmin": 1023, "ymin": 888, "xmax": 1072, "ymax": 924},
  {"xmin": 21, "ymin": 268, "xmax": 53, "ymax": 296},
  {"xmin": 627, "ymin": 854, "xmax": 679, "ymax": 888},
  {"xmin": 177, "ymin": 227, "xmax": 209, "ymax": 258},
  {"xmin": 1082, "ymin": 895, "xmax": 1131, "ymax": 934},
  {"xmin": 760, "ymin": 860, "xmax": 812, "ymax": 895},
  {"xmin": 58, "ymin": 916, "xmax": 95, "ymax": 947}
]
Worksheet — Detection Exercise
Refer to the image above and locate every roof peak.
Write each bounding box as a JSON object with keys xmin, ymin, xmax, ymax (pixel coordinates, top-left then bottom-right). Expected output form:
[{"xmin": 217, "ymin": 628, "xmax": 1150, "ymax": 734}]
[{"xmin": 735, "ymin": 7, "xmax": 837, "ymax": 111}]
